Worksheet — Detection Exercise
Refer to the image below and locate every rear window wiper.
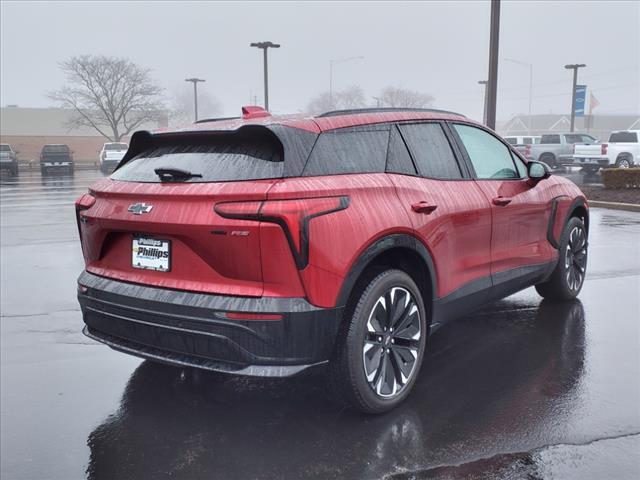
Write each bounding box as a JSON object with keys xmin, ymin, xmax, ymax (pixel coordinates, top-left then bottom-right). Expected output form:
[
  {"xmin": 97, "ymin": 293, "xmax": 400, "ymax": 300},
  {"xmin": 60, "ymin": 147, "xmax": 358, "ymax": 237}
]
[{"xmin": 154, "ymin": 168, "xmax": 203, "ymax": 182}]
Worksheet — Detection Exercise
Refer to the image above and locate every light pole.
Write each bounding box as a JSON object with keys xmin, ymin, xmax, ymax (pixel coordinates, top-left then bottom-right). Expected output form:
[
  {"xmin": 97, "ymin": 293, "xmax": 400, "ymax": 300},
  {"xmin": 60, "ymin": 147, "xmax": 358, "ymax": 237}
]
[
  {"xmin": 185, "ymin": 78, "xmax": 205, "ymax": 122},
  {"xmin": 505, "ymin": 58, "xmax": 533, "ymax": 135},
  {"xmin": 486, "ymin": 0, "xmax": 501, "ymax": 130},
  {"xmin": 478, "ymin": 80, "xmax": 488, "ymax": 125},
  {"xmin": 564, "ymin": 63, "xmax": 586, "ymax": 133},
  {"xmin": 250, "ymin": 41, "xmax": 281, "ymax": 111},
  {"xmin": 329, "ymin": 56, "xmax": 364, "ymax": 105}
]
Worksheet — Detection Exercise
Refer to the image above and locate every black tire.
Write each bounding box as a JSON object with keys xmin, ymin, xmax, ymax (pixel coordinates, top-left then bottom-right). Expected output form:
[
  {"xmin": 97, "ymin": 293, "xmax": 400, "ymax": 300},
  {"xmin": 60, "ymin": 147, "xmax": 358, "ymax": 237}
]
[
  {"xmin": 582, "ymin": 166, "xmax": 600, "ymax": 174},
  {"xmin": 540, "ymin": 153, "xmax": 557, "ymax": 169},
  {"xmin": 615, "ymin": 155, "xmax": 632, "ymax": 169},
  {"xmin": 536, "ymin": 216, "xmax": 587, "ymax": 301},
  {"xmin": 327, "ymin": 269, "xmax": 428, "ymax": 414}
]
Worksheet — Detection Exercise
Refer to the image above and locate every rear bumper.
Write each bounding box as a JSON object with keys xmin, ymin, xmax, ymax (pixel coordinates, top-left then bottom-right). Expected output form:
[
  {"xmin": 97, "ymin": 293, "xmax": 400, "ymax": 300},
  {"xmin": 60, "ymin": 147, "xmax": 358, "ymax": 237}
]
[
  {"xmin": 573, "ymin": 157, "xmax": 611, "ymax": 166},
  {"xmin": 77, "ymin": 271, "xmax": 343, "ymax": 377}
]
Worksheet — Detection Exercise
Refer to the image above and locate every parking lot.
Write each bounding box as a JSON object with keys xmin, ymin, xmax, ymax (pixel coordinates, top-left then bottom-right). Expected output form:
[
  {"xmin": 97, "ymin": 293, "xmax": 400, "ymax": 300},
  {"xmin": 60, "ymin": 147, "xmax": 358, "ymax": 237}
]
[{"xmin": 1, "ymin": 169, "xmax": 639, "ymax": 479}]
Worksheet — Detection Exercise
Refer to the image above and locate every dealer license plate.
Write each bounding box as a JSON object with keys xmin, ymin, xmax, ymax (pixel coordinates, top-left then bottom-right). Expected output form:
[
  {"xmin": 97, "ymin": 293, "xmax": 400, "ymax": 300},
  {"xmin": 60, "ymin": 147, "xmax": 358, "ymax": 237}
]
[{"xmin": 132, "ymin": 236, "xmax": 170, "ymax": 271}]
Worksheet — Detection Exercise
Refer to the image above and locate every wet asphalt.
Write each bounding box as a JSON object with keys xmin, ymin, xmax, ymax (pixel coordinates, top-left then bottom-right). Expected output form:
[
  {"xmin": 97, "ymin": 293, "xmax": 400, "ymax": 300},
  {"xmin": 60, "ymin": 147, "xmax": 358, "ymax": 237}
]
[{"xmin": 1, "ymin": 169, "xmax": 639, "ymax": 480}]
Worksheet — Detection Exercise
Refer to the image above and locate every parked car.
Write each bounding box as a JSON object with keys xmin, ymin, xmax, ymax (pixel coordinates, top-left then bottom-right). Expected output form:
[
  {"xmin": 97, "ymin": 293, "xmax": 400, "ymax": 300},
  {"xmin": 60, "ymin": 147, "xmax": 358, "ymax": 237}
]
[
  {"xmin": 75, "ymin": 106, "xmax": 589, "ymax": 413},
  {"xmin": 40, "ymin": 144, "xmax": 74, "ymax": 175},
  {"xmin": 99, "ymin": 142, "xmax": 129, "ymax": 174},
  {"xmin": 527, "ymin": 132, "xmax": 597, "ymax": 168},
  {"xmin": 573, "ymin": 130, "xmax": 639, "ymax": 173},
  {"xmin": 0, "ymin": 143, "xmax": 19, "ymax": 176}
]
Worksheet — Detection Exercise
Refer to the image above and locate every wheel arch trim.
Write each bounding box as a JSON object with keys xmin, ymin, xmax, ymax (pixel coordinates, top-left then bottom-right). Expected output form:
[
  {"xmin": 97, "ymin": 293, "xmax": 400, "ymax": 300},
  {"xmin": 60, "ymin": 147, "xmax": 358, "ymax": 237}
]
[{"xmin": 335, "ymin": 233, "xmax": 437, "ymax": 307}]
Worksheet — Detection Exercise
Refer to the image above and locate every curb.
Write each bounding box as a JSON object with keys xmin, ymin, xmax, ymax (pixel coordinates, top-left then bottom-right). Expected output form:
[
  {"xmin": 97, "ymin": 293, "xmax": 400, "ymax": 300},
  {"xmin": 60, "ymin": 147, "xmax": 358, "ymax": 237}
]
[{"xmin": 589, "ymin": 200, "xmax": 640, "ymax": 213}]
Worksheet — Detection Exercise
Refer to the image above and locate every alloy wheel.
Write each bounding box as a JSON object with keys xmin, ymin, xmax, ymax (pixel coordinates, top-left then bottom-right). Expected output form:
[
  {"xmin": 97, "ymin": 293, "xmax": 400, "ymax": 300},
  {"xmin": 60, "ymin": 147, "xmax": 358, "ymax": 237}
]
[
  {"xmin": 362, "ymin": 287, "xmax": 421, "ymax": 398},
  {"xmin": 565, "ymin": 225, "xmax": 587, "ymax": 292}
]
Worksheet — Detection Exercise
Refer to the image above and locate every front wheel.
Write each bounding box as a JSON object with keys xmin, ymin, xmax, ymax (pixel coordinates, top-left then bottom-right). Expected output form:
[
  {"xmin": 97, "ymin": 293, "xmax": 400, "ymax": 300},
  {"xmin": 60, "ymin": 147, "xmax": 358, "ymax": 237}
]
[
  {"xmin": 328, "ymin": 269, "xmax": 427, "ymax": 414},
  {"xmin": 616, "ymin": 156, "xmax": 633, "ymax": 169},
  {"xmin": 536, "ymin": 217, "xmax": 588, "ymax": 301}
]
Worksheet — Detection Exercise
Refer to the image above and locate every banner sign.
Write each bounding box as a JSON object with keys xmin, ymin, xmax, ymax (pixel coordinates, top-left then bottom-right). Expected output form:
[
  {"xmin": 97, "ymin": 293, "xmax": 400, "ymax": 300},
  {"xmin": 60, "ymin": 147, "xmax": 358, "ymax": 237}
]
[{"xmin": 575, "ymin": 85, "xmax": 586, "ymax": 117}]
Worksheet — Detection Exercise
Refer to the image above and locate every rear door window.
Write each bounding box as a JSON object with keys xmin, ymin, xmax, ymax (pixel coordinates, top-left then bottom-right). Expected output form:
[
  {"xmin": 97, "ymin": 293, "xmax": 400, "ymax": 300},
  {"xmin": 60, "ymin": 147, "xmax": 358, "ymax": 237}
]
[
  {"xmin": 302, "ymin": 128, "xmax": 389, "ymax": 176},
  {"xmin": 111, "ymin": 131, "xmax": 284, "ymax": 183},
  {"xmin": 540, "ymin": 134, "xmax": 560, "ymax": 144},
  {"xmin": 386, "ymin": 126, "xmax": 417, "ymax": 175},
  {"xmin": 397, "ymin": 123, "xmax": 462, "ymax": 179}
]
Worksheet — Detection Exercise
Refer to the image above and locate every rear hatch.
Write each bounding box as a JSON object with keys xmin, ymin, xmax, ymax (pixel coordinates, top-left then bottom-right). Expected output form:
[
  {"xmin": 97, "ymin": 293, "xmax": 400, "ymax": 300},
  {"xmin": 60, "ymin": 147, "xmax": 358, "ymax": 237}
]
[
  {"xmin": 41, "ymin": 145, "xmax": 72, "ymax": 163},
  {"xmin": 77, "ymin": 128, "xmax": 290, "ymax": 297}
]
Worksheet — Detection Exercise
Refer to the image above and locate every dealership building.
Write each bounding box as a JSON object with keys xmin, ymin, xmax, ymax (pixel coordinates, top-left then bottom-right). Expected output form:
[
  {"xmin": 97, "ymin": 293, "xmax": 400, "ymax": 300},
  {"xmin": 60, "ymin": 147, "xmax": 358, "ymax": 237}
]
[{"xmin": 0, "ymin": 106, "xmax": 168, "ymax": 166}]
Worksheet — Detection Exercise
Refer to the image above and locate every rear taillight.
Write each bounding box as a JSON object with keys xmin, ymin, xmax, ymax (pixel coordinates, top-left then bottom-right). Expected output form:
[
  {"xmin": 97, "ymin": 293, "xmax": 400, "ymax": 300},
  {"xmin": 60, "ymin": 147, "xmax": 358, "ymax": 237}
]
[
  {"xmin": 75, "ymin": 193, "xmax": 96, "ymax": 245},
  {"xmin": 215, "ymin": 196, "xmax": 349, "ymax": 269},
  {"xmin": 525, "ymin": 144, "xmax": 531, "ymax": 157},
  {"xmin": 601, "ymin": 143, "xmax": 608, "ymax": 155}
]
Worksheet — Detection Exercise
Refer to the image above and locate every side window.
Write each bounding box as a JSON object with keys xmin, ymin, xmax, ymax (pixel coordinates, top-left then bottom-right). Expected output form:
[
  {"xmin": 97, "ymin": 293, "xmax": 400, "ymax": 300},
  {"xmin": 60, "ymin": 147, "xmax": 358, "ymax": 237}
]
[
  {"xmin": 453, "ymin": 124, "xmax": 520, "ymax": 180},
  {"xmin": 541, "ymin": 134, "xmax": 560, "ymax": 144},
  {"xmin": 386, "ymin": 126, "xmax": 417, "ymax": 175},
  {"xmin": 511, "ymin": 151, "xmax": 527, "ymax": 178},
  {"xmin": 303, "ymin": 129, "xmax": 389, "ymax": 176},
  {"xmin": 397, "ymin": 123, "xmax": 462, "ymax": 179}
]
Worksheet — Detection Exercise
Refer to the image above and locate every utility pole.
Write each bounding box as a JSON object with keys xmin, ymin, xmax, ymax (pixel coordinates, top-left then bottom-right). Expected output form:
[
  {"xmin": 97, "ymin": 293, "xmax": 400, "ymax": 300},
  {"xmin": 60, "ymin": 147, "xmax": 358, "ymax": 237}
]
[
  {"xmin": 329, "ymin": 56, "xmax": 364, "ymax": 105},
  {"xmin": 184, "ymin": 78, "xmax": 205, "ymax": 122},
  {"xmin": 250, "ymin": 41, "xmax": 281, "ymax": 111},
  {"xmin": 486, "ymin": 0, "xmax": 501, "ymax": 130},
  {"xmin": 564, "ymin": 63, "xmax": 586, "ymax": 132},
  {"xmin": 478, "ymin": 80, "xmax": 488, "ymax": 125}
]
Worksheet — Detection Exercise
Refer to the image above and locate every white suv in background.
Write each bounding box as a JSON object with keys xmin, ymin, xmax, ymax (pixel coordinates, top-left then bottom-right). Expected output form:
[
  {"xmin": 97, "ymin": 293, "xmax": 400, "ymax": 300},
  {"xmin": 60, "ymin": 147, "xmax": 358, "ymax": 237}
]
[{"xmin": 98, "ymin": 142, "xmax": 128, "ymax": 174}]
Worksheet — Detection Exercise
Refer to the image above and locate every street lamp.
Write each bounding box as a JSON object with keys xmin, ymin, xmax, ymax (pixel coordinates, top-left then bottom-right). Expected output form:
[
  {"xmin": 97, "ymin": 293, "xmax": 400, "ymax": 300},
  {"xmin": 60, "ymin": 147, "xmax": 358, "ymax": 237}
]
[
  {"xmin": 505, "ymin": 58, "xmax": 533, "ymax": 135},
  {"xmin": 564, "ymin": 63, "xmax": 586, "ymax": 133},
  {"xmin": 184, "ymin": 78, "xmax": 205, "ymax": 122},
  {"xmin": 250, "ymin": 41, "xmax": 281, "ymax": 111},
  {"xmin": 478, "ymin": 80, "xmax": 488, "ymax": 125},
  {"xmin": 329, "ymin": 56, "xmax": 364, "ymax": 104}
]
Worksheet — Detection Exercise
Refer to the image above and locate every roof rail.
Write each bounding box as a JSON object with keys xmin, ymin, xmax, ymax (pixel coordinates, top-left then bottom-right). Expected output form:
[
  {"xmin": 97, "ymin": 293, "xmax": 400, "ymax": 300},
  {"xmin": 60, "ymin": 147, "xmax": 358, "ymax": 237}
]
[
  {"xmin": 194, "ymin": 116, "xmax": 241, "ymax": 124},
  {"xmin": 316, "ymin": 107, "xmax": 465, "ymax": 118}
]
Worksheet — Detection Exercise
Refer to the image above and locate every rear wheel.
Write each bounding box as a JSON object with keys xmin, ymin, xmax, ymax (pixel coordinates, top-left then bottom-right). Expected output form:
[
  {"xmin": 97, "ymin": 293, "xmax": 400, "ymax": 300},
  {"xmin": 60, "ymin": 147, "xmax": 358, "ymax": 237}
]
[
  {"xmin": 616, "ymin": 155, "xmax": 633, "ymax": 168},
  {"xmin": 536, "ymin": 217, "xmax": 587, "ymax": 301},
  {"xmin": 328, "ymin": 269, "xmax": 427, "ymax": 414}
]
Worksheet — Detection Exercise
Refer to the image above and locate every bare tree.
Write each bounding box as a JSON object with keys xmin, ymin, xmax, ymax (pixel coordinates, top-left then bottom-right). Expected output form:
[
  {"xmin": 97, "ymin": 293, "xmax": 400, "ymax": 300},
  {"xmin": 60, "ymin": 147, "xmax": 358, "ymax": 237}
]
[
  {"xmin": 49, "ymin": 55, "xmax": 164, "ymax": 141},
  {"xmin": 168, "ymin": 87, "xmax": 223, "ymax": 126},
  {"xmin": 306, "ymin": 85, "xmax": 366, "ymax": 115},
  {"xmin": 377, "ymin": 86, "xmax": 434, "ymax": 108}
]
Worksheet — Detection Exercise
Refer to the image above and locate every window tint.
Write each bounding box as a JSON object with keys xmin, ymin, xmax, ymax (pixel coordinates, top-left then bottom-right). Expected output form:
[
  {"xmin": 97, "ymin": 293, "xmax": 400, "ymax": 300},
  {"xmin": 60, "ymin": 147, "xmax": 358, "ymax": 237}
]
[
  {"xmin": 303, "ymin": 129, "xmax": 388, "ymax": 176},
  {"xmin": 0, "ymin": 145, "xmax": 10, "ymax": 152},
  {"xmin": 397, "ymin": 123, "xmax": 462, "ymax": 179},
  {"xmin": 540, "ymin": 134, "xmax": 560, "ymax": 144},
  {"xmin": 111, "ymin": 133, "xmax": 283, "ymax": 183},
  {"xmin": 454, "ymin": 124, "xmax": 520, "ymax": 180},
  {"xmin": 386, "ymin": 126, "xmax": 416, "ymax": 175},
  {"xmin": 565, "ymin": 134, "xmax": 595, "ymax": 144},
  {"xmin": 609, "ymin": 131, "xmax": 638, "ymax": 143},
  {"xmin": 505, "ymin": 137, "xmax": 518, "ymax": 145},
  {"xmin": 105, "ymin": 143, "xmax": 128, "ymax": 151},
  {"xmin": 523, "ymin": 137, "xmax": 534, "ymax": 145}
]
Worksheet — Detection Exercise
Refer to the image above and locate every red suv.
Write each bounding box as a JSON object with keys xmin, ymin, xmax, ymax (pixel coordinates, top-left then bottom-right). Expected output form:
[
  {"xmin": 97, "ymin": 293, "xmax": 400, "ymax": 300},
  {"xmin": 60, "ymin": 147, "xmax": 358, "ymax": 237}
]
[{"xmin": 76, "ymin": 107, "xmax": 588, "ymax": 413}]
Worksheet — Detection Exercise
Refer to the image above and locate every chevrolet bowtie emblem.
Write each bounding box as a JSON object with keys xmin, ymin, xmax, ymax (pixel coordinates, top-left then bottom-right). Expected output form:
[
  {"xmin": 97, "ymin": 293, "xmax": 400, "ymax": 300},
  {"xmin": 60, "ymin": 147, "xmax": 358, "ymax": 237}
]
[{"xmin": 128, "ymin": 203, "xmax": 153, "ymax": 215}]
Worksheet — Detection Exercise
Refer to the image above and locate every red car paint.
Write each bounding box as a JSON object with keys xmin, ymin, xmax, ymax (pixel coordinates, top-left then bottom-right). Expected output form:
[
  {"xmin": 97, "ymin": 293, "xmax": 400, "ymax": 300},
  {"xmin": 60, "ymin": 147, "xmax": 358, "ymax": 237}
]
[{"xmin": 76, "ymin": 109, "xmax": 586, "ymax": 311}]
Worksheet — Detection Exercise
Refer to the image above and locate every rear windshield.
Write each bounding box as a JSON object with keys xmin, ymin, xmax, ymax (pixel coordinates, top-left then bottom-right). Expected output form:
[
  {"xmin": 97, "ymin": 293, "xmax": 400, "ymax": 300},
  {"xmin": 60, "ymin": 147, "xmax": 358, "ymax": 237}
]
[
  {"xmin": 0, "ymin": 145, "xmax": 11, "ymax": 152},
  {"xmin": 565, "ymin": 134, "xmax": 595, "ymax": 144},
  {"xmin": 609, "ymin": 131, "xmax": 637, "ymax": 143},
  {"xmin": 42, "ymin": 145, "xmax": 70, "ymax": 153},
  {"xmin": 110, "ymin": 131, "xmax": 284, "ymax": 183},
  {"xmin": 504, "ymin": 137, "xmax": 518, "ymax": 145},
  {"xmin": 105, "ymin": 143, "xmax": 128, "ymax": 151}
]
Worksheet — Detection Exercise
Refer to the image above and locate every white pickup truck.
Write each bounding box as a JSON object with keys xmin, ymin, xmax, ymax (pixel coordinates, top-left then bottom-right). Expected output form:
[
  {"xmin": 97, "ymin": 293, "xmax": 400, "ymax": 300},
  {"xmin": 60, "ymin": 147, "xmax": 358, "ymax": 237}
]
[{"xmin": 573, "ymin": 130, "xmax": 639, "ymax": 172}]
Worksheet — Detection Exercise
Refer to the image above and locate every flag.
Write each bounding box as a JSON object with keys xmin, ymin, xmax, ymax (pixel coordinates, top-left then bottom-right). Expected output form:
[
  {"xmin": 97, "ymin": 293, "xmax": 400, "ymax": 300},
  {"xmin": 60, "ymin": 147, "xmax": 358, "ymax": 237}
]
[{"xmin": 589, "ymin": 92, "xmax": 600, "ymax": 113}]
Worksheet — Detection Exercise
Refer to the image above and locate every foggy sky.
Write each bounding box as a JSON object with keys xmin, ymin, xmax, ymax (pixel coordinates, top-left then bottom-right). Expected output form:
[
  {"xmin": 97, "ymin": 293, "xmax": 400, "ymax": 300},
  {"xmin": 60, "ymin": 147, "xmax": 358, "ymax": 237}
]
[{"xmin": 1, "ymin": 0, "xmax": 638, "ymax": 122}]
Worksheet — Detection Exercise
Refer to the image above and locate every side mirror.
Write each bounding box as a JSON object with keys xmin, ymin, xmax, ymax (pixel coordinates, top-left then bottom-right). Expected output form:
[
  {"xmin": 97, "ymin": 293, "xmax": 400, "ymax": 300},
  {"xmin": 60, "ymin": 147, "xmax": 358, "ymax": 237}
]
[{"xmin": 528, "ymin": 161, "xmax": 551, "ymax": 183}]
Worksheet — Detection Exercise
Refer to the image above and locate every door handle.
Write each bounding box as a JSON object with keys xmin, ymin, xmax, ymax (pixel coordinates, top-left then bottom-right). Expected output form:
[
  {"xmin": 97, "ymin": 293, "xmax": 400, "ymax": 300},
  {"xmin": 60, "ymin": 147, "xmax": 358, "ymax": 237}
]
[
  {"xmin": 411, "ymin": 202, "xmax": 438, "ymax": 214},
  {"xmin": 492, "ymin": 196, "xmax": 512, "ymax": 206}
]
